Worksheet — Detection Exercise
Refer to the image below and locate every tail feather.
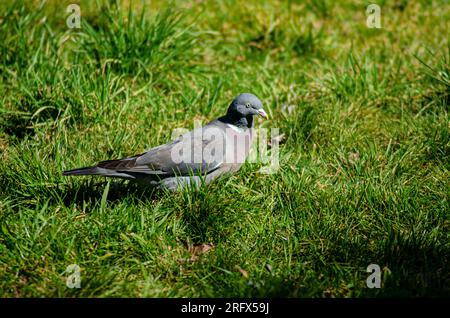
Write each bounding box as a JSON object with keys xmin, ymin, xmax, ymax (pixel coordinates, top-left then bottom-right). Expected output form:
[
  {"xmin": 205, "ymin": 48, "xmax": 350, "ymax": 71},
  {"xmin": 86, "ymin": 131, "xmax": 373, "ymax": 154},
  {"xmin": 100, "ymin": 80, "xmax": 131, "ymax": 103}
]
[
  {"xmin": 63, "ymin": 166, "xmax": 139, "ymax": 179},
  {"xmin": 63, "ymin": 166, "xmax": 99, "ymax": 176}
]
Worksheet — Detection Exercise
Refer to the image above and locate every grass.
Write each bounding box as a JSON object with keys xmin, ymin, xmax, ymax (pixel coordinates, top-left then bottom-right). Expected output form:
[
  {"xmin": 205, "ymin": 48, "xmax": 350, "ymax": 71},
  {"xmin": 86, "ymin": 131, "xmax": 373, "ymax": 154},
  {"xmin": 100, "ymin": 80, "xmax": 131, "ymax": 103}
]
[{"xmin": 0, "ymin": 0, "xmax": 449, "ymax": 297}]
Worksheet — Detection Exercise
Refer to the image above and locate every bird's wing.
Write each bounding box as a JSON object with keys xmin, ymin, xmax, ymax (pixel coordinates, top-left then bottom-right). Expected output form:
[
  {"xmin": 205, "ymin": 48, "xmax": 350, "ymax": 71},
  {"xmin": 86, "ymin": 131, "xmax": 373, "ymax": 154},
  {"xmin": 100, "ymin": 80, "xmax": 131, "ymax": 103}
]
[{"xmin": 97, "ymin": 124, "xmax": 227, "ymax": 177}]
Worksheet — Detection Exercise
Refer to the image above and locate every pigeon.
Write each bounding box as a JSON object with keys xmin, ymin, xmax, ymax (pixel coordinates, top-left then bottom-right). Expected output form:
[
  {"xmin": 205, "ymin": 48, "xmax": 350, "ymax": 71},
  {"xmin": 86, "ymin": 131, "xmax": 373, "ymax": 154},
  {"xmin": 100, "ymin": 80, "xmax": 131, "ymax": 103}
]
[{"xmin": 63, "ymin": 93, "xmax": 268, "ymax": 191}]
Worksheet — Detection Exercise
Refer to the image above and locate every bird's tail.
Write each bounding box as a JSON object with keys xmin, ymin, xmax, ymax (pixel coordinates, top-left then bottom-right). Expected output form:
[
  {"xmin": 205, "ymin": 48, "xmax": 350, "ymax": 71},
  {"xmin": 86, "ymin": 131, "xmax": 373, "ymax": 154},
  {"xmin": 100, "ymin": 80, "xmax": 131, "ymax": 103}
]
[
  {"xmin": 63, "ymin": 166, "xmax": 137, "ymax": 179},
  {"xmin": 63, "ymin": 166, "xmax": 99, "ymax": 176}
]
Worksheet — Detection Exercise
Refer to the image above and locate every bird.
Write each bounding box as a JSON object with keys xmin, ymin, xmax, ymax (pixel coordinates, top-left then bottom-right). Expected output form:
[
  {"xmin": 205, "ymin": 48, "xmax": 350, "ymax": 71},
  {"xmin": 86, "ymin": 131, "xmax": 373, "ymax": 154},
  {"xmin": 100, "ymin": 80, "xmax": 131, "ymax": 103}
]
[{"xmin": 63, "ymin": 93, "xmax": 269, "ymax": 191}]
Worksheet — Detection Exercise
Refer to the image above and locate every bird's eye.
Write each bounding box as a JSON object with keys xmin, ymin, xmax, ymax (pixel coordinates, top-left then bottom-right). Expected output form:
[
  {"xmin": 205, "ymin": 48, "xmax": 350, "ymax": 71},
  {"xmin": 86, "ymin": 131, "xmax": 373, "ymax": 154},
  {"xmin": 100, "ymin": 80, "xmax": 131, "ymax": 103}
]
[{"xmin": 245, "ymin": 103, "xmax": 251, "ymax": 108}]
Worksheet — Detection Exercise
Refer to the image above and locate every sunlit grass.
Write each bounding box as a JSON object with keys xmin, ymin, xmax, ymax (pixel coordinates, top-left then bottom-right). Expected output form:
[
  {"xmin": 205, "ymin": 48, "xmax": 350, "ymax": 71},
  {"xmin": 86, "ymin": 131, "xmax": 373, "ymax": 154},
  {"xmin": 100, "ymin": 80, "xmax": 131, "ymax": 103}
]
[{"xmin": 0, "ymin": 0, "xmax": 449, "ymax": 297}]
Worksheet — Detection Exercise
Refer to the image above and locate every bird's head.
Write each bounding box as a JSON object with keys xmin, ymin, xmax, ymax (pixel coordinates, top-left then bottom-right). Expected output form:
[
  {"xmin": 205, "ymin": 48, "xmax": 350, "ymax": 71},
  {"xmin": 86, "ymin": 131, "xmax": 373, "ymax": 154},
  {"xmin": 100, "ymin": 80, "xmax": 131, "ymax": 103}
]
[{"xmin": 227, "ymin": 93, "xmax": 268, "ymax": 120}]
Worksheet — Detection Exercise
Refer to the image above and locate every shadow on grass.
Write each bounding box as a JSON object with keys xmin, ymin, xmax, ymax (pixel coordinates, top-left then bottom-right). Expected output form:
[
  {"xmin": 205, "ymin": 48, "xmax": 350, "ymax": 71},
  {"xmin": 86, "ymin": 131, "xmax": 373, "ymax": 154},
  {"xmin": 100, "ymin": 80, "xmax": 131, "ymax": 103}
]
[
  {"xmin": 61, "ymin": 178, "xmax": 233, "ymax": 245},
  {"xmin": 61, "ymin": 179, "xmax": 165, "ymax": 209},
  {"xmin": 323, "ymin": 230, "xmax": 450, "ymax": 297},
  {"xmin": 373, "ymin": 230, "xmax": 450, "ymax": 297}
]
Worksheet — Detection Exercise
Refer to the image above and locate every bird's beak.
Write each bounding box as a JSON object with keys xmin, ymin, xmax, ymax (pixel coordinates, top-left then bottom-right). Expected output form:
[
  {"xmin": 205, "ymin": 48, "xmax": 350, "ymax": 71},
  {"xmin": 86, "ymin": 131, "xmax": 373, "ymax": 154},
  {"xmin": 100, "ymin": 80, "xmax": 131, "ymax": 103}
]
[{"xmin": 257, "ymin": 109, "xmax": 269, "ymax": 119}]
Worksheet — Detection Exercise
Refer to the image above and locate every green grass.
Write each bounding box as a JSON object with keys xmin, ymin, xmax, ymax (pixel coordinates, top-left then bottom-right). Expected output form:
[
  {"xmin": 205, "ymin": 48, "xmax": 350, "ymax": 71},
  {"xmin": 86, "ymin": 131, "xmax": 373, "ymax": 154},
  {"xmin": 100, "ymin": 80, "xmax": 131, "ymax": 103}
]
[{"xmin": 0, "ymin": 0, "xmax": 449, "ymax": 297}]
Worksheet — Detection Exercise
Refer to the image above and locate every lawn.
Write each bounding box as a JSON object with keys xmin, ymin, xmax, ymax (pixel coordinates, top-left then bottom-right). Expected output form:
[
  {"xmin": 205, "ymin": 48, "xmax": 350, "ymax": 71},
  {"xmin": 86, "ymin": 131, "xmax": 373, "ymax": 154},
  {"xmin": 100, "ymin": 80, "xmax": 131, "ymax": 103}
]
[{"xmin": 0, "ymin": 0, "xmax": 449, "ymax": 297}]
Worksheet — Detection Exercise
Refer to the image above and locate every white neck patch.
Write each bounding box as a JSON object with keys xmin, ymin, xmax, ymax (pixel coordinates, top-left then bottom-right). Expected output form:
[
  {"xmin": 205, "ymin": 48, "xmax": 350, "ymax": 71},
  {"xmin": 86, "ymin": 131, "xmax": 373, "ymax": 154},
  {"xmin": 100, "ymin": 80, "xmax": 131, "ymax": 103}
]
[{"xmin": 226, "ymin": 123, "xmax": 243, "ymax": 133}]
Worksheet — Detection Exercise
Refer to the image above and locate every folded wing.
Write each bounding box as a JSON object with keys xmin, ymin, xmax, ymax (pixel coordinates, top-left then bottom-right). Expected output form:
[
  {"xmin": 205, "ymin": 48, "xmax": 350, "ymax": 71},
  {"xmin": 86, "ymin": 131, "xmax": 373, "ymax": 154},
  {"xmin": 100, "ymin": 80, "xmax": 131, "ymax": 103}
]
[{"xmin": 96, "ymin": 125, "xmax": 226, "ymax": 178}]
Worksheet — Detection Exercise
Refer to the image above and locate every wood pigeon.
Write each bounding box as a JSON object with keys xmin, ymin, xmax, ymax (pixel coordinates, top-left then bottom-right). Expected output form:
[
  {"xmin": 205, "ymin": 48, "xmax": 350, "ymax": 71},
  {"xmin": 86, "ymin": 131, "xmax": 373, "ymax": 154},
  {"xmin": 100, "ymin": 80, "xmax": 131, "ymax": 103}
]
[{"xmin": 63, "ymin": 93, "xmax": 269, "ymax": 191}]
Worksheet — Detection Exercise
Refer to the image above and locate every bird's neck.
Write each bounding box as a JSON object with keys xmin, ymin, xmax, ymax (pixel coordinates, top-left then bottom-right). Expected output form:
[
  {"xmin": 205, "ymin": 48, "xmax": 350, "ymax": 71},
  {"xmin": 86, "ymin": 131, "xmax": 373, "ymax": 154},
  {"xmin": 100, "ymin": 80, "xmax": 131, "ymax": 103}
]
[{"xmin": 220, "ymin": 114, "xmax": 253, "ymax": 129}]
